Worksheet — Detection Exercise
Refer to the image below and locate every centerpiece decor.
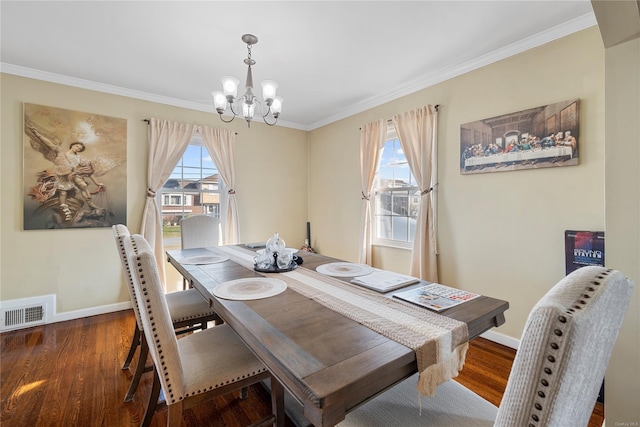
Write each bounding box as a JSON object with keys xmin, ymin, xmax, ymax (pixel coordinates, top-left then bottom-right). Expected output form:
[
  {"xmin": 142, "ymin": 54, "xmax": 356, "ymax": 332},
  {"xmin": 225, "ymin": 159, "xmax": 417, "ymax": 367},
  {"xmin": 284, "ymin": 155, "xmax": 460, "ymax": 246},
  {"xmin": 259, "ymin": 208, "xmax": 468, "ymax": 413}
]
[{"xmin": 254, "ymin": 232, "xmax": 299, "ymax": 273}]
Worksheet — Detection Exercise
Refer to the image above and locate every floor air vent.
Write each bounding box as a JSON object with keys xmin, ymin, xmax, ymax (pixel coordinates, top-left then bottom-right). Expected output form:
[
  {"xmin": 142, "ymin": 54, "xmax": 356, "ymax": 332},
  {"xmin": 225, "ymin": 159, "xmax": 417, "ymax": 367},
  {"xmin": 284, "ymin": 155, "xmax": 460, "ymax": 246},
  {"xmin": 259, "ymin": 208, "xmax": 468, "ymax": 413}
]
[{"xmin": 1, "ymin": 295, "xmax": 55, "ymax": 332}]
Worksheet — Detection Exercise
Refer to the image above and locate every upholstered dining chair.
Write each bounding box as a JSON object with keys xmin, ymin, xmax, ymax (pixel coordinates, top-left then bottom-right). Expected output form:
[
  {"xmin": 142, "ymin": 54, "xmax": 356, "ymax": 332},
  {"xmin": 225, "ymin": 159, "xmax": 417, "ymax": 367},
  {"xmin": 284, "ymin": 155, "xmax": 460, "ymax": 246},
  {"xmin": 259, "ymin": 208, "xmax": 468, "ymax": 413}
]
[
  {"xmin": 112, "ymin": 224, "xmax": 221, "ymax": 403},
  {"xmin": 180, "ymin": 214, "xmax": 220, "ymax": 249},
  {"xmin": 179, "ymin": 214, "xmax": 221, "ymax": 289},
  {"xmin": 125, "ymin": 232, "xmax": 284, "ymax": 427},
  {"xmin": 338, "ymin": 266, "xmax": 633, "ymax": 427}
]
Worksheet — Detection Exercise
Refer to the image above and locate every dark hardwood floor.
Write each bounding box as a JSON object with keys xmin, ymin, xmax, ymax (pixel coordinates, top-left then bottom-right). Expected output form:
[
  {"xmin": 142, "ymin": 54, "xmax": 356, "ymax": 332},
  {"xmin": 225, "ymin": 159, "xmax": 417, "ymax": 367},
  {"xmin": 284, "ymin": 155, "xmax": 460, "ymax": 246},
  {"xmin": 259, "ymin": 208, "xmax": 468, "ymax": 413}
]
[{"xmin": 1, "ymin": 310, "xmax": 603, "ymax": 427}]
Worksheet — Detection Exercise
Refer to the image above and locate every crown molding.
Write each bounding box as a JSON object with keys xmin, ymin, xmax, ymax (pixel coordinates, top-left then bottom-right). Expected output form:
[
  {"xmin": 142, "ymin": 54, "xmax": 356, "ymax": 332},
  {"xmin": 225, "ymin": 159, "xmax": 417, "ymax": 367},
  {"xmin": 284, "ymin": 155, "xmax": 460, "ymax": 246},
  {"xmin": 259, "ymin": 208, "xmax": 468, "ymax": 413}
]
[
  {"xmin": 1, "ymin": 11, "xmax": 596, "ymax": 133},
  {"xmin": 0, "ymin": 63, "xmax": 309, "ymax": 131},
  {"xmin": 307, "ymin": 12, "xmax": 597, "ymax": 130}
]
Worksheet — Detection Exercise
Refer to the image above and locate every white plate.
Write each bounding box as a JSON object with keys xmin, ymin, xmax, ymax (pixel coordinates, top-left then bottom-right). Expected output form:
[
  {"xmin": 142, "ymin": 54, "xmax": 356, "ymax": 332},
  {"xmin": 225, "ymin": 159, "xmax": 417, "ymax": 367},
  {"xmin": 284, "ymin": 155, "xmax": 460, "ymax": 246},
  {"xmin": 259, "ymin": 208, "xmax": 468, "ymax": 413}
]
[
  {"xmin": 256, "ymin": 248, "xmax": 298, "ymax": 255},
  {"xmin": 180, "ymin": 255, "xmax": 229, "ymax": 265},
  {"xmin": 315, "ymin": 262, "xmax": 374, "ymax": 277},
  {"xmin": 213, "ymin": 277, "xmax": 287, "ymax": 300}
]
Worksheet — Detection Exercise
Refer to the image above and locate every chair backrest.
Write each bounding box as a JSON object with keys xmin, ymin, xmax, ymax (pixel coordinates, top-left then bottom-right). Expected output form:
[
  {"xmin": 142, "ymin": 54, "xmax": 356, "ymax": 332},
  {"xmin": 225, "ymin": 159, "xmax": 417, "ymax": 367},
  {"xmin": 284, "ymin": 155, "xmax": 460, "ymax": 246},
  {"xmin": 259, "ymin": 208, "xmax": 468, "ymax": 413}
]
[
  {"xmin": 495, "ymin": 266, "xmax": 633, "ymax": 426},
  {"xmin": 180, "ymin": 215, "xmax": 220, "ymax": 249},
  {"xmin": 124, "ymin": 233, "xmax": 185, "ymax": 403},
  {"xmin": 112, "ymin": 224, "xmax": 142, "ymax": 329}
]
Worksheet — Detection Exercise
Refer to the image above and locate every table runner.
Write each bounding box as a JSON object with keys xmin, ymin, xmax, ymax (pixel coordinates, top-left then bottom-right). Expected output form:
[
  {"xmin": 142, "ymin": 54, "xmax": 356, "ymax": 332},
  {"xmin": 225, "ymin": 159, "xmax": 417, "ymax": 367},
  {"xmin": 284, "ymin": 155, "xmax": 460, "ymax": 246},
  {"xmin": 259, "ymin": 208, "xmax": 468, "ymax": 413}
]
[{"xmin": 214, "ymin": 245, "xmax": 469, "ymax": 397}]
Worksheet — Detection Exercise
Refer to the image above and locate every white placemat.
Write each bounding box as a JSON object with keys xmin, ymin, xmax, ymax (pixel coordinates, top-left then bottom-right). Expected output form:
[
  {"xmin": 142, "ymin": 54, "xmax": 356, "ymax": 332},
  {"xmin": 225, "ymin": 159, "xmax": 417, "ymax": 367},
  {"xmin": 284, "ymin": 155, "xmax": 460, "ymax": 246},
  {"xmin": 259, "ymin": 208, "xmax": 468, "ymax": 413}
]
[
  {"xmin": 315, "ymin": 262, "xmax": 374, "ymax": 277},
  {"xmin": 213, "ymin": 277, "xmax": 287, "ymax": 300},
  {"xmin": 214, "ymin": 245, "xmax": 469, "ymax": 397},
  {"xmin": 180, "ymin": 255, "xmax": 229, "ymax": 265}
]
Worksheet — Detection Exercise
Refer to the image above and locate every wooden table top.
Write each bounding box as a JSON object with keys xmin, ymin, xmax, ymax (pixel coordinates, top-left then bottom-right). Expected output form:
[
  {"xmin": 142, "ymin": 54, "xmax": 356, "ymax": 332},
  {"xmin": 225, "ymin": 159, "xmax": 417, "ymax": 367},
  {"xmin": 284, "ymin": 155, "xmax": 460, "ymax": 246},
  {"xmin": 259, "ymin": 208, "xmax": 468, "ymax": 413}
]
[{"xmin": 167, "ymin": 247, "xmax": 509, "ymax": 427}]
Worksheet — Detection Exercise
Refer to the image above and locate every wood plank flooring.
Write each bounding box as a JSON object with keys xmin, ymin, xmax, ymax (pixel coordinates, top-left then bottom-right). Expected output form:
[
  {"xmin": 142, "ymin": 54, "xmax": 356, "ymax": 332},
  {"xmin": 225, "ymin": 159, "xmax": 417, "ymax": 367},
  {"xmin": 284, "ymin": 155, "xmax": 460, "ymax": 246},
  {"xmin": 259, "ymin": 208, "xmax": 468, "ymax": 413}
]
[{"xmin": 1, "ymin": 310, "xmax": 604, "ymax": 427}]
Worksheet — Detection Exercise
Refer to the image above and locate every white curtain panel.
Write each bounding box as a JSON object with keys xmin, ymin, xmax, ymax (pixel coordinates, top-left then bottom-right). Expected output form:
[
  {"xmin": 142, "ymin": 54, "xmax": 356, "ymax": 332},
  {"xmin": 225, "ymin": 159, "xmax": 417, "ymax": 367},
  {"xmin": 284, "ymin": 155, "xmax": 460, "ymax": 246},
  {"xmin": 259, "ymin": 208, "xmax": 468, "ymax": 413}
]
[
  {"xmin": 200, "ymin": 126, "xmax": 240, "ymax": 245},
  {"xmin": 141, "ymin": 118, "xmax": 197, "ymax": 285},
  {"xmin": 393, "ymin": 106, "xmax": 438, "ymax": 282},
  {"xmin": 358, "ymin": 119, "xmax": 386, "ymax": 265}
]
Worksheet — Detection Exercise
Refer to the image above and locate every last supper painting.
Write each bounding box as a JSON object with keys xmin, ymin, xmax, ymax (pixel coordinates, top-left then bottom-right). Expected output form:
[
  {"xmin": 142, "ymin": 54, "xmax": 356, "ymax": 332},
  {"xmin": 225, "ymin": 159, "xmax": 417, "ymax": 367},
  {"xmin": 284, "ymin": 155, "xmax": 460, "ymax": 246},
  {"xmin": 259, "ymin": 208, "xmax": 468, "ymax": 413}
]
[
  {"xmin": 23, "ymin": 103, "xmax": 127, "ymax": 230},
  {"xmin": 460, "ymin": 99, "xmax": 579, "ymax": 175}
]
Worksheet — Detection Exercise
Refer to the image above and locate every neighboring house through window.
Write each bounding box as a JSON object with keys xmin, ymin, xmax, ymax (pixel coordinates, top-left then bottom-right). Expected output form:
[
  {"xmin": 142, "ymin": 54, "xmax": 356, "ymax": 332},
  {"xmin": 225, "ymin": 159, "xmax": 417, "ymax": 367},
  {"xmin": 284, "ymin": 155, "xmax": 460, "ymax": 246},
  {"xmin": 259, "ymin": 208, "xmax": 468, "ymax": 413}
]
[{"xmin": 373, "ymin": 128, "xmax": 418, "ymax": 248}]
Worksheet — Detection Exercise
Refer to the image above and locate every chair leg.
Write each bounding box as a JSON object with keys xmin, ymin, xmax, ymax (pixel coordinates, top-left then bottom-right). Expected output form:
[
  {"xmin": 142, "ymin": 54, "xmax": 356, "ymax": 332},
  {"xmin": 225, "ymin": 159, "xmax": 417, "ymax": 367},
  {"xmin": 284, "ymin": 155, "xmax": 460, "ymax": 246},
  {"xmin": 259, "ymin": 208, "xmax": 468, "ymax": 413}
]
[
  {"xmin": 240, "ymin": 386, "xmax": 249, "ymax": 399},
  {"xmin": 141, "ymin": 369, "xmax": 162, "ymax": 427},
  {"xmin": 124, "ymin": 334, "xmax": 149, "ymax": 402},
  {"xmin": 122, "ymin": 324, "xmax": 141, "ymax": 370},
  {"xmin": 167, "ymin": 401, "xmax": 184, "ymax": 427},
  {"xmin": 270, "ymin": 376, "xmax": 285, "ymax": 427}
]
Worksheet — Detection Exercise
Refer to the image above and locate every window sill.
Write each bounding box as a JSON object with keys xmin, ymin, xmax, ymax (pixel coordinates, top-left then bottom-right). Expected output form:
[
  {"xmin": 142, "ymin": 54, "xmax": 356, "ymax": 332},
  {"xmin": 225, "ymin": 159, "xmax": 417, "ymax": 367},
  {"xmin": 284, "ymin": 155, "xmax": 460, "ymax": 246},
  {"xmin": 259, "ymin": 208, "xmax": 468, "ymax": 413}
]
[{"xmin": 372, "ymin": 240, "xmax": 414, "ymax": 250}]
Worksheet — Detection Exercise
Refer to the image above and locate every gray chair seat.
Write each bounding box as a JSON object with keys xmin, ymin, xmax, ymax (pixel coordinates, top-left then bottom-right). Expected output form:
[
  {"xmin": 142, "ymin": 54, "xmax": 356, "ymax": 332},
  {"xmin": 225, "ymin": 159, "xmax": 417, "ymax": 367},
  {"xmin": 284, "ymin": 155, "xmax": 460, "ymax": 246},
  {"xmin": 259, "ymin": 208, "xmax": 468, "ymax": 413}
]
[
  {"xmin": 340, "ymin": 374, "xmax": 496, "ymax": 427},
  {"xmin": 165, "ymin": 289, "xmax": 218, "ymax": 324},
  {"xmin": 179, "ymin": 323, "xmax": 266, "ymax": 395},
  {"xmin": 340, "ymin": 266, "xmax": 633, "ymax": 427}
]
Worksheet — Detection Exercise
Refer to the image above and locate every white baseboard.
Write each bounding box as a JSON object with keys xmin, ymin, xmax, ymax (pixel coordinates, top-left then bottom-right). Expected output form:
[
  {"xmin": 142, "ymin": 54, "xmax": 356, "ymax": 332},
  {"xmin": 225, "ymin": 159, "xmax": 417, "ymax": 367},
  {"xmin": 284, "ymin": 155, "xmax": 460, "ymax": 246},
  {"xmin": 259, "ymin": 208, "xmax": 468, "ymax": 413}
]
[
  {"xmin": 52, "ymin": 301, "xmax": 132, "ymax": 324},
  {"xmin": 480, "ymin": 329, "xmax": 520, "ymax": 350}
]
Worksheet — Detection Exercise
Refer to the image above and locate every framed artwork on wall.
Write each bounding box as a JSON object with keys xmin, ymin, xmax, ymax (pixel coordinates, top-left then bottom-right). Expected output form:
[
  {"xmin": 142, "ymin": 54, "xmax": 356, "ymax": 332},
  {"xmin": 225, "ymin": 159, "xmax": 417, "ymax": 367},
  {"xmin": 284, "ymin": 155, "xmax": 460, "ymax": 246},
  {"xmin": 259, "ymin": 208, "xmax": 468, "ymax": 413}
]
[
  {"xmin": 460, "ymin": 99, "xmax": 579, "ymax": 174},
  {"xmin": 23, "ymin": 103, "xmax": 127, "ymax": 230}
]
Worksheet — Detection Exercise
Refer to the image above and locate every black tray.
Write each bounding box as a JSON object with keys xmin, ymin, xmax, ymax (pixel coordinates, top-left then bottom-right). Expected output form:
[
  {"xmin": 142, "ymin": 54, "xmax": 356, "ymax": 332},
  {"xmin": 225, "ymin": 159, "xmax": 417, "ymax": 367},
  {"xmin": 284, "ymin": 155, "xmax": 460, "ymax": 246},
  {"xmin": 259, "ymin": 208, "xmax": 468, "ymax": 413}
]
[
  {"xmin": 254, "ymin": 255, "xmax": 300, "ymax": 273},
  {"xmin": 254, "ymin": 261, "xmax": 298, "ymax": 273}
]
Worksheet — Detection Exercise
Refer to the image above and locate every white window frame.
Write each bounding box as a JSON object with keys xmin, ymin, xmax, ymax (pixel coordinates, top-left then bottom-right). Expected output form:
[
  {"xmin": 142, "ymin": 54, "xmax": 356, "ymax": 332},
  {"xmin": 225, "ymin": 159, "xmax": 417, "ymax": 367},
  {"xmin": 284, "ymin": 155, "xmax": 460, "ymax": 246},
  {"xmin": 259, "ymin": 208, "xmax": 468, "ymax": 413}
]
[{"xmin": 372, "ymin": 126, "xmax": 418, "ymax": 250}]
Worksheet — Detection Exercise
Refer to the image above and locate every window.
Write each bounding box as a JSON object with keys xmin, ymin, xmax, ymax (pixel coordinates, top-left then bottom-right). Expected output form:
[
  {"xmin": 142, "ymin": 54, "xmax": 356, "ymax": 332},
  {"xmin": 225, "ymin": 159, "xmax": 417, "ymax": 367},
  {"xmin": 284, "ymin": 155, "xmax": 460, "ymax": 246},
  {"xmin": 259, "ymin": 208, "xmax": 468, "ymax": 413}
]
[
  {"xmin": 159, "ymin": 138, "xmax": 222, "ymax": 245},
  {"xmin": 373, "ymin": 129, "xmax": 418, "ymax": 248}
]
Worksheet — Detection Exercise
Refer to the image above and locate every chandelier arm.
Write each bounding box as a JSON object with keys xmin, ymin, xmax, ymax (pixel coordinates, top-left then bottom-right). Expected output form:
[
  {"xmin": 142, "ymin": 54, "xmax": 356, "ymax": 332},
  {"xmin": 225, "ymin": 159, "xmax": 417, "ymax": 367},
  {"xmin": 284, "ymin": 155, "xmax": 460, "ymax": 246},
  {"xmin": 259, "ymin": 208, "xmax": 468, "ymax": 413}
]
[
  {"xmin": 228, "ymin": 101, "xmax": 240, "ymax": 118},
  {"xmin": 218, "ymin": 112, "xmax": 235, "ymax": 124},
  {"xmin": 262, "ymin": 114, "xmax": 278, "ymax": 126},
  {"xmin": 261, "ymin": 104, "xmax": 273, "ymax": 119},
  {"xmin": 261, "ymin": 105, "xmax": 278, "ymax": 126}
]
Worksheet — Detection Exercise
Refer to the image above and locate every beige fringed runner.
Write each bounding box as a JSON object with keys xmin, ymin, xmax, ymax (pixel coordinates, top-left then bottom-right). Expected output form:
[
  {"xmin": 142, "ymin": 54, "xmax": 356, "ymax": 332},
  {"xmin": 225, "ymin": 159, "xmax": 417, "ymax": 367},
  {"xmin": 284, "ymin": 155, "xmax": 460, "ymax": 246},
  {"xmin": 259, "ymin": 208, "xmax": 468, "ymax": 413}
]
[{"xmin": 214, "ymin": 246, "xmax": 469, "ymax": 397}]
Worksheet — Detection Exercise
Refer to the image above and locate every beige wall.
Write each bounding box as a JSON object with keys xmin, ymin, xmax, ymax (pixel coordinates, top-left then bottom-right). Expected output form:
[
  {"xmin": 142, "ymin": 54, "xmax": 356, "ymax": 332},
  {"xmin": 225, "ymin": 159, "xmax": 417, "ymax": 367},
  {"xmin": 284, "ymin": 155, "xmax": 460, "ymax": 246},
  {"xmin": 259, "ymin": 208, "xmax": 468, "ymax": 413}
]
[
  {"xmin": 603, "ymin": 36, "xmax": 640, "ymax": 425},
  {"xmin": 309, "ymin": 27, "xmax": 606, "ymax": 341},
  {"xmin": 0, "ymin": 74, "xmax": 308, "ymax": 312}
]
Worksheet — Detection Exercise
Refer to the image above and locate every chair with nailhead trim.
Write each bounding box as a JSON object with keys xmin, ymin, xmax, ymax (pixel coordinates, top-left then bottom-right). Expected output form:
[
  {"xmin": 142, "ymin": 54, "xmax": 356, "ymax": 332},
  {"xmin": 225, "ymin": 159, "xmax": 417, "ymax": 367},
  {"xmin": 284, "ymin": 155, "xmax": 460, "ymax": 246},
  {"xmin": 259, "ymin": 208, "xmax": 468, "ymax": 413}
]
[
  {"xmin": 180, "ymin": 215, "xmax": 220, "ymax": 289},
  {"xmin": 125, "ymin": 233, "xmax": 284, "ymax": 427},
  {"xmin": 112, "ymin": 224, "xmax": 222, "ymax": 403},
  {"xmin": 338, "ymin": 266, "xmax": 633, "ymax": 427}
]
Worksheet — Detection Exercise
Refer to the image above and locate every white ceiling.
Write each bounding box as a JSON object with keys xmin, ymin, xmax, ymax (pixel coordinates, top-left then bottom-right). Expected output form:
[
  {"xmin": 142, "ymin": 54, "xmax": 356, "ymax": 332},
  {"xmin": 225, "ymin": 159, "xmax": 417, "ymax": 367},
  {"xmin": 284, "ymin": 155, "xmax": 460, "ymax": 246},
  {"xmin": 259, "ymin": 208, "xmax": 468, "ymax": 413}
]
[{"xmin": 1, "ymin": 1, "xmax": 596, "ymax": 130}]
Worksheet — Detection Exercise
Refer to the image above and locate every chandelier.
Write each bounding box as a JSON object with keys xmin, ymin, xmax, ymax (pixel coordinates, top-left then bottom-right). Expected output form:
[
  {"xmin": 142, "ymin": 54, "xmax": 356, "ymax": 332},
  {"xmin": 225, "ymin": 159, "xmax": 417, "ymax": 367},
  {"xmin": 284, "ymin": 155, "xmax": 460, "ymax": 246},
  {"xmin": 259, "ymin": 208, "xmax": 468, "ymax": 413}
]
[{"xmin": 211, "ymin": 34, "xmax": 283, "ymax": 128}]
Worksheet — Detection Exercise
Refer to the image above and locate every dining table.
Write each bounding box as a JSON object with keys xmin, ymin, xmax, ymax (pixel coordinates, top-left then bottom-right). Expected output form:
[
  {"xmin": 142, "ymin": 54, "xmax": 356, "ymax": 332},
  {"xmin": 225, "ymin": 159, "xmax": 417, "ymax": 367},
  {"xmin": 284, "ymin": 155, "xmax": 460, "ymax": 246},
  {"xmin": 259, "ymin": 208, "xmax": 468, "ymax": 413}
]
[{"xmin": 166, "ymin": 245, "xmax": 509, "ymax": 427}]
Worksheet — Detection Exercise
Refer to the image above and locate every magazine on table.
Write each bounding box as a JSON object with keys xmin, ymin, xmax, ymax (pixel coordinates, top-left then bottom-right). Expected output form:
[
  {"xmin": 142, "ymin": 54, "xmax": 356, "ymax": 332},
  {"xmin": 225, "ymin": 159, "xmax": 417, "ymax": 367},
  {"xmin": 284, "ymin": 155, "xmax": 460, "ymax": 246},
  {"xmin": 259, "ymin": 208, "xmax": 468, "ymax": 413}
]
[
  {"xmin": 393, "ymin": 283, "xmax": 480, "ymax": 312},
  {"xmin": 350, "ymin": 270, "xmax": 420, "ymax": 293}
]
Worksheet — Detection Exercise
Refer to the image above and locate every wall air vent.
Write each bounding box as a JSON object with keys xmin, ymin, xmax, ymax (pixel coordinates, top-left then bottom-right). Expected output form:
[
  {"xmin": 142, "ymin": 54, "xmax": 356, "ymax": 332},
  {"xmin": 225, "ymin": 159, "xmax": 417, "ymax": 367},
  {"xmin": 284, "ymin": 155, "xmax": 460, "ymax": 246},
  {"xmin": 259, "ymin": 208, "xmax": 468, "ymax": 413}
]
[{"xmin": 0, "ymin": 295, "xmax": 55, "ymax": 332}]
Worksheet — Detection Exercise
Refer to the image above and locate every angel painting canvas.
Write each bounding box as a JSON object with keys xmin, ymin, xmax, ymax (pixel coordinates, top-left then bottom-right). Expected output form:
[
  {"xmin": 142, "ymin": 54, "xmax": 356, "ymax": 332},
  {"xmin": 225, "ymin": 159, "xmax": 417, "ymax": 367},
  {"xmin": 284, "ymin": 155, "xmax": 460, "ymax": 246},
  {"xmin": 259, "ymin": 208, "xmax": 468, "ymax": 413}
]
[{"xmin": 23, "ymin": 103, "xmax": 127, "ymax": 230}]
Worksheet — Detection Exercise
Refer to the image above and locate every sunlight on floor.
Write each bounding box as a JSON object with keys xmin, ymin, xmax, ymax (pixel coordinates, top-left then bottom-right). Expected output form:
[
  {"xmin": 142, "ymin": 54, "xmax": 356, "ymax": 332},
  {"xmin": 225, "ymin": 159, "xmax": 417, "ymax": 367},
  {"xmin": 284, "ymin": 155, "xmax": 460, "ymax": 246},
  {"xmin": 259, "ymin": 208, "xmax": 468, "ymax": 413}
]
[{"xmin": 13, "ymin": 379, "xmax": 46, "ymax": 398}]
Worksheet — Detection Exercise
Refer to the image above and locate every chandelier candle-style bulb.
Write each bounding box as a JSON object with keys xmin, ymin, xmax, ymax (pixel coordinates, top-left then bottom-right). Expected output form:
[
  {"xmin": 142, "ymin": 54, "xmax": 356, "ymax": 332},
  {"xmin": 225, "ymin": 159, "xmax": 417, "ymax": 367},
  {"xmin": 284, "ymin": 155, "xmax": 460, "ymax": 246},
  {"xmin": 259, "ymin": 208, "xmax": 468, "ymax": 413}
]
[
  {"xmin": 211, "ymin": 34, "xmax": 283, "ymax": 127},
  {"xmin": 261, "ymin": 80, "xmax": 278, "ymax": 103},
  {"xmin": 243, "ymin": 102, "xmax": 255, "ymax": 121},
  {"xmin": 271, "ymin": 96, "xmax": 284, "ymax": 117},
  {"xmin": 212, "ymin": 91, "xmax": 227, "ymax": 113},
  {"xmin": 220, "ymin": 76, "xmax": 240, "ymax": 101}
]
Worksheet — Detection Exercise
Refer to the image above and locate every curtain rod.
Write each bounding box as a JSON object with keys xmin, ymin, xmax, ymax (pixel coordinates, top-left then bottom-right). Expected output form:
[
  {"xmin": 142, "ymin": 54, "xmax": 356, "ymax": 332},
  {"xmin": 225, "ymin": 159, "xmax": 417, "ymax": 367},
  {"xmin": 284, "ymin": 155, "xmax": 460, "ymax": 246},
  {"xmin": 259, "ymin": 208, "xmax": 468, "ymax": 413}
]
[
  {"xmin": 358, "ymin": 104, "xmax": 440, "ymax": 130},
  {"xmin": 142, "ymin": 119, "xmax": 238, "ymax": 135}
]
